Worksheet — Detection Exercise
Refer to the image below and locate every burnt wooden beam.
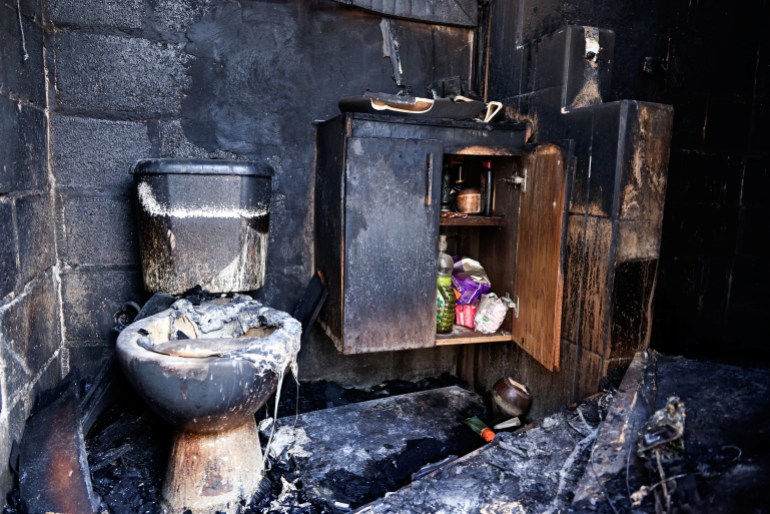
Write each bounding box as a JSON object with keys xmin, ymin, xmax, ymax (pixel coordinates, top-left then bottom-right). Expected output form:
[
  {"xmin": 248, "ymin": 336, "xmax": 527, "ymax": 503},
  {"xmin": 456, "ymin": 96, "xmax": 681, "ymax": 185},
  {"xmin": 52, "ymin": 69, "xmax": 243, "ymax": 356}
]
[{"xmin": 19, "ymin": 373, "xmax": 101, "ymax": 514}]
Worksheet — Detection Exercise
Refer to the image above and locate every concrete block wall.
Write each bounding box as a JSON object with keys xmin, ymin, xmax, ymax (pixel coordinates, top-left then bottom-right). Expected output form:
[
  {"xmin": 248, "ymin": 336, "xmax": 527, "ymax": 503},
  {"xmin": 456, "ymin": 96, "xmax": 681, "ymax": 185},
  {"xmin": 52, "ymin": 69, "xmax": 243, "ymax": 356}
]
[
  {"xmin": 0, "ymin": 0, "xmax": 63, "ymax": 495},
  {"xmin": 42, "ymin": 1, "xmax": 474, "ymax": 385}
]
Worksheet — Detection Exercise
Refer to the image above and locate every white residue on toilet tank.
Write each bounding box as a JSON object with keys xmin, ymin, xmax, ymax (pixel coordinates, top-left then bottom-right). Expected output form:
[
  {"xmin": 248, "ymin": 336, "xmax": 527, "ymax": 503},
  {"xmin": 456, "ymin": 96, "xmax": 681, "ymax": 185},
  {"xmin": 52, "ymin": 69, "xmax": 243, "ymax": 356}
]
[{"xmin": 137, "ymin": 182, "xmax": 269, "ymax": 219}]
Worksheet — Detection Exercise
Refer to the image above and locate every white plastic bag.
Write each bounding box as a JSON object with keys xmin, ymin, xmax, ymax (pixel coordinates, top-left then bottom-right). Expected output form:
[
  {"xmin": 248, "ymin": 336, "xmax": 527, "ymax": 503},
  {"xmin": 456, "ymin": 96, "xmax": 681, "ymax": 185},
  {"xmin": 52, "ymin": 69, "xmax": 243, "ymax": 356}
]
[{"xmin": 474, "ymin": 293, "xmax": 510, "ymax": 334}]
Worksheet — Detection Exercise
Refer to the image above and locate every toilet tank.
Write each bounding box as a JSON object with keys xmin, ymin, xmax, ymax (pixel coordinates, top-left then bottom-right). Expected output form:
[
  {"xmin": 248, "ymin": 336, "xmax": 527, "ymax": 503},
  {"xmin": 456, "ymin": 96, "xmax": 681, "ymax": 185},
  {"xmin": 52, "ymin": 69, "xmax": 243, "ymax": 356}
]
[{"xmin": 131, "ymin": 159, "xmax": 272, "ymax": 295}]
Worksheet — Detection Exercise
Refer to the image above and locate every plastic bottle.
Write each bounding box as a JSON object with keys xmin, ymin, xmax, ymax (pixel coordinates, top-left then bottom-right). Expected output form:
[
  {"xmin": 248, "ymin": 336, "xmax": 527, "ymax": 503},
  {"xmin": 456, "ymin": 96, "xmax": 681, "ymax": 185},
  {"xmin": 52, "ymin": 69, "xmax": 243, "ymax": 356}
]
[
  {"xmin": 464, "ymin": 416, "xmax": 495, "ymax": 442},
  {"xmin": 436, "ymin": 236, "xmax": 455, "ymax": 334}
]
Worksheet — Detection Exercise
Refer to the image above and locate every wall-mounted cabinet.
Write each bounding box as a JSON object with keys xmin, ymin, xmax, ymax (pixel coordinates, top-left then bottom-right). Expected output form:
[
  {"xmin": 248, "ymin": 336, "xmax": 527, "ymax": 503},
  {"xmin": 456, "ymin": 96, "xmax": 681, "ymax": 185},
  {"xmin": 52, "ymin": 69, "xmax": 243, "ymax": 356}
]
[{"xmin": 315, "ymin": 113, "xmax": 570, "ymax": 371}]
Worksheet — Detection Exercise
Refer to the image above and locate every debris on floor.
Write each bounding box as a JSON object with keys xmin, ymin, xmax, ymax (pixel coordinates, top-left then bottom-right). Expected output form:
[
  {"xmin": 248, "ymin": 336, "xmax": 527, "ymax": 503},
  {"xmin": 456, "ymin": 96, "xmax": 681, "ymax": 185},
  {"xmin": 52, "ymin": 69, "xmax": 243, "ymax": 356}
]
[
  {"xmin": 5, "ymin": 352, "xmax": 769, "ymax": 514},
  {"xmin": 356, "ymin": 393, "xmax": 608, "ymax": 513},
  {"xmin": 264, "ymin": 386, "xmax": 486, "ymax": 509},
  {"xmin": 573, "ymin": 351, "xmax": 770, "ymax": 514}
]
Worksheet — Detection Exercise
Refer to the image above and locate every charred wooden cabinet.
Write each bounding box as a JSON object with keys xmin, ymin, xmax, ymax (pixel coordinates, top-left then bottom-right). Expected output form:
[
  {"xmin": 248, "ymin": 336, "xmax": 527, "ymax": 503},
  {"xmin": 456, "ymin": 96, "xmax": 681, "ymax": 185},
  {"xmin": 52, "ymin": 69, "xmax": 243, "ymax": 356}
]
[{"xmin": 315, "ymin": 113, "xmax": 570, "ymax": 370}]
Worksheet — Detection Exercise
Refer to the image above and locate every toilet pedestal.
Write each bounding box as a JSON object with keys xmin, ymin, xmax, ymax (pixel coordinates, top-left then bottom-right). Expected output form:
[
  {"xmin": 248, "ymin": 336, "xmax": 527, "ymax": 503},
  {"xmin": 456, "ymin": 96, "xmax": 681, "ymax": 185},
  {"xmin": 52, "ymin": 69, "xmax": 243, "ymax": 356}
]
[{"xmin": 161, "ymin": 420, "xmax": 263, "ymax": 514}]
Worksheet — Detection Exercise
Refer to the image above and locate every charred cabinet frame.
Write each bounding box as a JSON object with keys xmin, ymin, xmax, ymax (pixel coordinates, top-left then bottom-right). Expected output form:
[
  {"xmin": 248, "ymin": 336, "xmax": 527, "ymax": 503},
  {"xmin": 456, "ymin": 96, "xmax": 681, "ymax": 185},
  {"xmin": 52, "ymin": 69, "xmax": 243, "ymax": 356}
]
[{"xmin": 315, "ymin": 113, "xmax": 571, "ymax": 371}]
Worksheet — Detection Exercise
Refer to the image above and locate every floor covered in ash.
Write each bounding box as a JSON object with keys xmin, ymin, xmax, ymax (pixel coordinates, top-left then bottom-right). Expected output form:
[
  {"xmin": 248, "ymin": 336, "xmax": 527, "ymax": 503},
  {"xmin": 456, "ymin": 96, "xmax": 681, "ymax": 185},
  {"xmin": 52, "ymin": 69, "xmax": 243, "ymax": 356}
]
[{"xmin": 4, "ymin": 352, "xmax": 770, "ymax": 514}]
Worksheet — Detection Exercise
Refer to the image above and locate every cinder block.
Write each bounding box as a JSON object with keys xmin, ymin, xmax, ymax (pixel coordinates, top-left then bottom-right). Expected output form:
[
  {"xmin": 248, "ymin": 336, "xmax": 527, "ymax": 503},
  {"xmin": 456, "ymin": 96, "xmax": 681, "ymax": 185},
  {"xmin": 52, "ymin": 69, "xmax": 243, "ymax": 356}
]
[
  {"xmin": 151, "ymin": 0, "xmax": 215, "ymax": 33},
  {"xmin": 3, "ymin": 0, "xmax": 42, "ymax": 19},
  {"xmin": 0, "ymin": 200, "xmax": 17, "ymax": 297},
  {"xmin": 47, "ymin": 0, "xmax": 144, "ymax": 30},
  {"xmin": 156, "ymin": 119, "xmax": 227, "ymax": 159},
  {"xmin": 0, "ymin": 9, "xmax": 45, "ymax": 105},
  {"xmin": 61, "ymin": 269, "xmax": 143, "ymax": 343},
  {"xmin": 57, "ymin": 192, "xmax": 138, "ymax": 267},
  {"xmin": 0, "ymin": 98, "xmax": 47, "ymax": 194},
  {"xmin": 31, "ymin": 353, "xmax": 64, "ymax": 401},
  {"xmin": 66, "ymin": 345, "xmax": 114, "ymax": 382},
  {"xmin": 0, "ymin": 288, "xmax": 29, "ymax": 360},
  {"xmin": 52, "ymin": 32, "xmax": 190, "ymax": 116},
  {"xmin": 16, "ymin": 193, "xmax": 55, "ymax": 284},
  {"xmin": 0, "ymin": 395, "xmax": 32, "ymax": 493},
  {"xmin": 1, "ymin": 335, "xmax": 32, "ymax": 396},
  {"xmin": 0, "ymin": 274, "xmax": 60, "ymax": 377},
  {"xmin": 50, "ymin": 114, "xmax": 150, "ymax": 191}
]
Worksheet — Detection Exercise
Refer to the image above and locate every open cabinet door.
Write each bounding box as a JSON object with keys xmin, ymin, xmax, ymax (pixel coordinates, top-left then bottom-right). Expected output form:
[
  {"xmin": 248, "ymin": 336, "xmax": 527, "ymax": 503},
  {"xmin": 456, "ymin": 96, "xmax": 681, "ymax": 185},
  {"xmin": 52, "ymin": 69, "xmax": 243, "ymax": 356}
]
[{"xmin": 511, "ymin": 143, "xmax": 569, "ymax": 371}]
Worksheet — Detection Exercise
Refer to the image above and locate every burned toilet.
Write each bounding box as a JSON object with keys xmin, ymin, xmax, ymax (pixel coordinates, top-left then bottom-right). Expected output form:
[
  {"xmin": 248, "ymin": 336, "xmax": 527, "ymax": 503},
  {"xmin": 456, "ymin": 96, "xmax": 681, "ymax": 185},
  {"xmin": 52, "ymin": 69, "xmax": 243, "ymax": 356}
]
[
  {"xmin": 116, "ymin": 159, "xmax": 301, "ymax": 513},
  {"xmin": 131, "ymin": 159, "xmax": 271, "ymax": 295}
]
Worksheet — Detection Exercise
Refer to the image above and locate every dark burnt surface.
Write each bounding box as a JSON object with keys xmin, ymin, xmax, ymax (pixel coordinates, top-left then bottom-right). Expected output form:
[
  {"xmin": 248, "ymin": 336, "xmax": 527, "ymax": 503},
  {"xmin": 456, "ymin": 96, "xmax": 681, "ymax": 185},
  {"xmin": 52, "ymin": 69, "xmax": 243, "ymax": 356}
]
[
  {"xmin": 3, "ymin": 374, "xmax": 468, "ymax": 514},
  {"xmin": 572, "ymin": 353, "xmax": 770, "ymax": 514}
]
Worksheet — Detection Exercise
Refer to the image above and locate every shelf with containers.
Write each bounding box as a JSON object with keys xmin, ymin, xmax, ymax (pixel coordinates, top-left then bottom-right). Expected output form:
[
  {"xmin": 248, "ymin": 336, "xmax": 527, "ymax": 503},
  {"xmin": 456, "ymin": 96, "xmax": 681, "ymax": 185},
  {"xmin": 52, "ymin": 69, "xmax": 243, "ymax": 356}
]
[{"xmin": 314, "ymin": 113, "xmax": 570, "ymax": 371}]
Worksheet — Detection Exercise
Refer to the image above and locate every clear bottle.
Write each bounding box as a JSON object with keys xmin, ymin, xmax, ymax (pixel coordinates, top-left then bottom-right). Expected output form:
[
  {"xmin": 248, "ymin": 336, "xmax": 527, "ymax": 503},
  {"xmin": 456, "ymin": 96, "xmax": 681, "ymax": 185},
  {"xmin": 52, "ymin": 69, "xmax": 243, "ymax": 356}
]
[{"xmin": 436, "ymin": 236, "xmax": 455, "ymax": 334}]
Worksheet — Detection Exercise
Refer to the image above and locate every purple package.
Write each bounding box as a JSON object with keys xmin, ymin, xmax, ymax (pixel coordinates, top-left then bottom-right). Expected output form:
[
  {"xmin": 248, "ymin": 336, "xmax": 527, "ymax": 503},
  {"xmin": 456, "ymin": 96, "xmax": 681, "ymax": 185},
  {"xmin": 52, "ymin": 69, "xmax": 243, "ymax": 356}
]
[
  {"xmin": 452, "ymin": 272, "xmax": 491, "ymax": 304},
  {"xmin": 451, "ymin": 257, "xmax": 492, "ymax": 304}
]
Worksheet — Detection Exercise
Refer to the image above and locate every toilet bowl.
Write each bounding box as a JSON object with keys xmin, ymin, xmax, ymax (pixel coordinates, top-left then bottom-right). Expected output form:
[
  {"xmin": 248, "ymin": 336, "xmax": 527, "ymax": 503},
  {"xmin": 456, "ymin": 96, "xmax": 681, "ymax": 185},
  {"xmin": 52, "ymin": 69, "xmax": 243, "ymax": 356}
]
[{"xmin": 116, "ymin": 295, "xmax": 301, "ymax": 513}]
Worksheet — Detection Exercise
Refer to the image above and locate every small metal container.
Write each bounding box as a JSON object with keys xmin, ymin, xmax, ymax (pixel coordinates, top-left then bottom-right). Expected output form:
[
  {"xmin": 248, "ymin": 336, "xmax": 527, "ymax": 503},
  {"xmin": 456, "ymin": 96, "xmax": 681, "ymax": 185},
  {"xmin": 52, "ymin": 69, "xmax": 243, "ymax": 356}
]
[{"xmin": 456, "ymin": 187, "xmax": 482, "ymax": 214}]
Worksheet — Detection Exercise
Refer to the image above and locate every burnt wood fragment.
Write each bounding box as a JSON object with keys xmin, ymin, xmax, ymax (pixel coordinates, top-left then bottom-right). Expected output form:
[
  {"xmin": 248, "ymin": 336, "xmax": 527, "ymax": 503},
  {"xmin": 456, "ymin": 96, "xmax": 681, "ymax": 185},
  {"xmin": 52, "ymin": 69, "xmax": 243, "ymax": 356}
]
[{"xmin": 18, "ymin": 372, "xmax": 101, "ymax": 514}]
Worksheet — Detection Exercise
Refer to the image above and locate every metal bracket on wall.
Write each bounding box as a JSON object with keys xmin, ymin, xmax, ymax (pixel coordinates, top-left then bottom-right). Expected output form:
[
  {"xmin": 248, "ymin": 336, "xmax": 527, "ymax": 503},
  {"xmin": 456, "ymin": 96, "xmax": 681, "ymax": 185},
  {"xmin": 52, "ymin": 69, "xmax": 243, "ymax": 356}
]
[{"xmin": 503, "ymin": 167, "xmax": 527, "ymax": 193}]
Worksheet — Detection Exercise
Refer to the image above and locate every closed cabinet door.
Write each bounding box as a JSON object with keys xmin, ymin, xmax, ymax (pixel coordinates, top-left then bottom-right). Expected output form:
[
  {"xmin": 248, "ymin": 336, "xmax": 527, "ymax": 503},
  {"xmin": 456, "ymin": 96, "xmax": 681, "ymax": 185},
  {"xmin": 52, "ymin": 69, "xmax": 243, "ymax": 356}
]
[{"xmin": 341, "ymin": 137, "xmax": 443, "ymax": 353}]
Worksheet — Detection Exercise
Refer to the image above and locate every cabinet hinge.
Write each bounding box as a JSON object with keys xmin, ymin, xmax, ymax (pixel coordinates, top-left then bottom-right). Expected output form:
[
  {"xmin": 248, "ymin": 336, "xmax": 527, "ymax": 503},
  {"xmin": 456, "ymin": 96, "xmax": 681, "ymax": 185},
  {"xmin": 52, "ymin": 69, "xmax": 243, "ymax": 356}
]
[
  {"xmin": 502, "ymin": 167, "xmax": 527, "ymax": 193},
  {"xmin": 503, "ymin": 293, "xmax": 519, "ymax": 319}
]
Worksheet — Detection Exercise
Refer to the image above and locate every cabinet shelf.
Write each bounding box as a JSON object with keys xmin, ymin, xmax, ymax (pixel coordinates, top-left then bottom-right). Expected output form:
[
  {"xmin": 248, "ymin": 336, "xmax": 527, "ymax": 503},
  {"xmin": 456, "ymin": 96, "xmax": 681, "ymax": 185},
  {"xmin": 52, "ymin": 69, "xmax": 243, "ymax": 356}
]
[
  {"xmin": 439, "ymin": 215, "xmax": 505, "ymax": 227},
  {"xmin": 435, "ymin": 326, "xmax": 512, "ymax": 346}
]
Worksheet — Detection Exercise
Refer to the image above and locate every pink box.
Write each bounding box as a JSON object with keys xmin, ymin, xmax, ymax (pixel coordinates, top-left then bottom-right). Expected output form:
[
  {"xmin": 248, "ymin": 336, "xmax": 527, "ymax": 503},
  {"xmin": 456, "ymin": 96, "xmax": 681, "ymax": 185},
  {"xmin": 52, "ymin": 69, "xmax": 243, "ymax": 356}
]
[{"xmin": 455, "ymin": 303, "xmax": 477, "ymax": 329}]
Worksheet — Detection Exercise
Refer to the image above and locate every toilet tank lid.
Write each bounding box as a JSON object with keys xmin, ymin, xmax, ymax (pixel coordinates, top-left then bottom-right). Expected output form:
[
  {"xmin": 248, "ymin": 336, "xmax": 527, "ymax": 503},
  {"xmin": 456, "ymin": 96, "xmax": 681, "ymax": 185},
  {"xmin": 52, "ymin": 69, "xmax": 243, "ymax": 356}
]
[{"xmin": 131, "ymin": 159, "xmax": 273, "ymax": 177}]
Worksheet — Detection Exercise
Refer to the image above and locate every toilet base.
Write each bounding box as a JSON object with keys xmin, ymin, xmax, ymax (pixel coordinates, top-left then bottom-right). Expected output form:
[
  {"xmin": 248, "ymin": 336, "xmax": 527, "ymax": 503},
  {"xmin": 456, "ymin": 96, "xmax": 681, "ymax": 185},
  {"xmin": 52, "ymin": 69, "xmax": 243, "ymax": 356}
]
[{"xmin": 161, "ymin": 420, "xmax": 263, "ymax": 514}]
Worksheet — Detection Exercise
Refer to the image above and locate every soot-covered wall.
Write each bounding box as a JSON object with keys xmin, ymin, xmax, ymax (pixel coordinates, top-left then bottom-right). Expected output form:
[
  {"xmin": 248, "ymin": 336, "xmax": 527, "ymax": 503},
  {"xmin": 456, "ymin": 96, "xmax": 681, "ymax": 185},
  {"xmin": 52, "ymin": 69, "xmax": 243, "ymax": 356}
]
[
  {"xmin": 0, "ymin": 0, "xmax": 63, "ymax": 496},
  {"xmin": 46, "ymin": 0, "xmax": 469, "ymax": 382},
  {"xmin": 487, "ymin": 0, "xmax": 769, "ymax": 368}
]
